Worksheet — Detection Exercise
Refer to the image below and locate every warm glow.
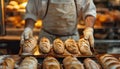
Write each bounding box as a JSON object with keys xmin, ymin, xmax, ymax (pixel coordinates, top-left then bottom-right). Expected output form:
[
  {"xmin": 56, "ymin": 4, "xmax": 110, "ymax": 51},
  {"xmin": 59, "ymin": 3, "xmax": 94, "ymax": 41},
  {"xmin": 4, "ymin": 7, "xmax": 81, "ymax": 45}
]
[
  {"xmin": 35, "ymin": 20, "xmax": 42, "ymax": 28},
  {"xmin": 20, "ymin": 2, "xmax": 27, "ymax": 8},
  {"xmin": 33, "ymin": 45, "xmax": 40, "ymax": 55},
  {"xmin": 34, "ymin": 50, "xmax": 40, "ymax": 55}
]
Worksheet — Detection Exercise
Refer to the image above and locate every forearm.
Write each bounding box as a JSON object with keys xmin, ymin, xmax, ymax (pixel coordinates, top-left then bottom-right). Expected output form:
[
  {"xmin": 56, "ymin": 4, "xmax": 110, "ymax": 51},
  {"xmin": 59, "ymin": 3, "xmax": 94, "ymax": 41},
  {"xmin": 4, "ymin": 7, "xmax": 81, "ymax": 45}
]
[
  {"xmin": 25, "ymin": 19, "xmax": 36, "ymax": 29},
  {"xmin": 85, "ymin": 15, "xmax": 96, "ymax": 28}
]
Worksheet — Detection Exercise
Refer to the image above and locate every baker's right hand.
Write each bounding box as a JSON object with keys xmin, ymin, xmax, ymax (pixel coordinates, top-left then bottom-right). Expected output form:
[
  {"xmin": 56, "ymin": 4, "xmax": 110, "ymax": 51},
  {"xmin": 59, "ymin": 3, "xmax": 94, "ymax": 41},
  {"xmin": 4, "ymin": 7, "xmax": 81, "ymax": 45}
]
[{"xmin": 20, "ymin": 27, "xmax": 33, "ymax": 45}]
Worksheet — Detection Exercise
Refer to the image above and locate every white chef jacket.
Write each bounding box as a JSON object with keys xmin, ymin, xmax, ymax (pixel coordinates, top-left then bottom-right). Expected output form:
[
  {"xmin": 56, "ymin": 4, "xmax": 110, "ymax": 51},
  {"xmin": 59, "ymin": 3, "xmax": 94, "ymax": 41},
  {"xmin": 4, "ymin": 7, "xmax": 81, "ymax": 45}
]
[{"xmin": 24, "ymin": 0, "xmax": 96, "ymax": 42}]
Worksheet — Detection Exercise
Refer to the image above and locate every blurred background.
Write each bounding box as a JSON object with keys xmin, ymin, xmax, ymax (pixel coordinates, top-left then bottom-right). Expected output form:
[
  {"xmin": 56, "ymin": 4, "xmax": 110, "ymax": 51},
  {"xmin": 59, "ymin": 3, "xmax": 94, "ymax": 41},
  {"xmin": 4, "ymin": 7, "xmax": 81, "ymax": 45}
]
[{"xmin": 0, "ymin": 0, "xmax": 120, "ymax": 54}]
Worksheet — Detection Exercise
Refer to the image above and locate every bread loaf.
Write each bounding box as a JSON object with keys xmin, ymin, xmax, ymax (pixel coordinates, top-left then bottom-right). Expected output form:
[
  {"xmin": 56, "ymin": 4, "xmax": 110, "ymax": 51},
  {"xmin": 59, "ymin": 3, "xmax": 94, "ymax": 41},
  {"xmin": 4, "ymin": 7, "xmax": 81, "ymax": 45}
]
[
  {"xmin": 99, "ymin": 54, "xmax": 118, "ymax": 63},
  {"xmin": 107, "ymin": 62, "xmax": 120, "ymax": 69},
  {"xmin": 2, "ymin": 58, "xmax": 15, "ymax": 69},
  {"xmin": 65, "ymin": 38, "xmax": 79, "ymax": 54},
  {"xmin": 102, "ymin": 57, "xmax": 118, "ymax": 64},
  {"xmin": 63, "ymin": 56, "xmax": 84, "ymax": 69},
  {"xmin": 18, "ymin": 56, "xmax": 38, "ymax": 69},
  {"xmin": 22, "ymin": 37, "xmax": 37, "ymax": 53},
  {"xmin": 84, "ymin": 58, "xmax": 101, "ymax": 69},
  {"xmin": 99, "ymin": 54, "xmax": 120, "ymax": 69},
  {"xmin": 78, "ymin": 38, "xmax": 92, "ymax": 55},
  {"xmin": 53, "ymin": 38, "xmax": 65, "ymax": 54},
  {"xmin": 42, "ymin": 56, "xmax": 60, "ymax": 69},
  {"xmin": 99, "ymin": 54, "xmax": 113, "ymax": 60},
  {"xmin": 39, "ymin": 37, "xmax": 51, "ymax": 53}
]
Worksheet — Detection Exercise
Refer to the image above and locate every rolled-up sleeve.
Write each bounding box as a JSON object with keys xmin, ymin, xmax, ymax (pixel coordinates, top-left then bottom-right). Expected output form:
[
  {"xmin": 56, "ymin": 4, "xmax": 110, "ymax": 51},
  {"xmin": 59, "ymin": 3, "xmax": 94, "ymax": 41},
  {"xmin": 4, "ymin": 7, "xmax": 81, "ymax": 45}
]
[
  {"xmin": 82, "ymin": 0, "xmax": 96, "ymax": 19},
  {"xmin": 24, "ymin": 0, "xmax": 38, "ymax": 21}
]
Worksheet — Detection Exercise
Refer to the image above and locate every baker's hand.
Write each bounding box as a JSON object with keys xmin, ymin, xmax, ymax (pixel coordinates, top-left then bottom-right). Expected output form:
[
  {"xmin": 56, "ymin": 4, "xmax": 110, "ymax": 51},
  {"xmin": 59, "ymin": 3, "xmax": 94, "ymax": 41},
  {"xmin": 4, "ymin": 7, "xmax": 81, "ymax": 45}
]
[
  {"xmin": 20, "ymin": 27, "xmax": 33, "ymax": 45},
  {"xmin": 83, "ymin": 27, "xmax": 94, "ymax": 47}
]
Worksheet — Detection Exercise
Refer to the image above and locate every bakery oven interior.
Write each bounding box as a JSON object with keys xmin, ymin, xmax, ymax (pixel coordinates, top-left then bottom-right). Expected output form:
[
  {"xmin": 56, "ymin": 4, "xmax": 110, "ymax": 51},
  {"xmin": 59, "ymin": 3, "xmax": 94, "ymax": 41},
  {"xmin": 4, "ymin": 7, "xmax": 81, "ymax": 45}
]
[{"xmin": 0, "ymin": 0, "xmax": 120, "ymax": 54}]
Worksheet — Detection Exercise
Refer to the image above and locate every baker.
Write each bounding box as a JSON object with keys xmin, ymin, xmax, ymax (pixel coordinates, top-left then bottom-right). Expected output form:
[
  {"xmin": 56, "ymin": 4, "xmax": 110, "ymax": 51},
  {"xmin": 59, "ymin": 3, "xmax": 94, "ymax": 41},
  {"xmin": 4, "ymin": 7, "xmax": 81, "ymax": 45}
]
[{"xmin": 21, "ymin": 0, "xmax": 96, "ymax": 48}]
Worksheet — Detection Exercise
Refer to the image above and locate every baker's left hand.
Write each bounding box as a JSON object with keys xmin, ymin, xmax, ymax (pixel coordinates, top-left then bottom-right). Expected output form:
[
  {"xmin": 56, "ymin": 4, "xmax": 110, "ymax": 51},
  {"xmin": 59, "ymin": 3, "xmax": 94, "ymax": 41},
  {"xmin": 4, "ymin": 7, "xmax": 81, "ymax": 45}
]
[{"xmin": 83, "ymin": 27, "xmax": 94, "ymax": 48}]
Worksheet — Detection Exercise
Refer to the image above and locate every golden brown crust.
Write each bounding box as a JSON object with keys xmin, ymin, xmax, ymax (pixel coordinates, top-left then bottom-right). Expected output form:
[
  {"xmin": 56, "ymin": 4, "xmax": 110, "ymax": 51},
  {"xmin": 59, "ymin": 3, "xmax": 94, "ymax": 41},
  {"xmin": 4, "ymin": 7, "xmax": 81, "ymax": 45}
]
[
  {"xmin": 22, "ymin": 37, "xmax": 37, "ymax": 53},
  {"xmin": 53, "ymin": 38, "xmax": 65, "ymax": 54},
  {"xmin": 39, "ymin": 37, "xmax": 51, "ymax": 54},
  {"xmin": 63, "ymin": 56, "xmax": 84, "ymax": 69},
  {"xmin": 78, "ymin": 38, "xmax": 92, "ymax": 56},
  {"xmin": 102, "ymin": 57, "xmax": 118, "ymax": 64},
  {"xmin": 65, "ymin": 38, "xmax": 79, "ymax": 54},
  {"xmin": 99, "ymin": 54, "xmax": 120, "ymax": 69},
  {"xmin": 107, "ymin": 62, "xmax": 120, "ymax": 69},
  {"xmin": 18, "ymin": 56, "xmax": 38, "ymax": 69},
  {"xmin": 84, "ymin": 58, "xmax": 101, "ymax": 69},
  {"xmin": 2, "ymin": 58, "xmax": 15, "ymax": 69},
  {"xmin": 42, "ymin": 56, "xmax": 60, "ymax": 69}
]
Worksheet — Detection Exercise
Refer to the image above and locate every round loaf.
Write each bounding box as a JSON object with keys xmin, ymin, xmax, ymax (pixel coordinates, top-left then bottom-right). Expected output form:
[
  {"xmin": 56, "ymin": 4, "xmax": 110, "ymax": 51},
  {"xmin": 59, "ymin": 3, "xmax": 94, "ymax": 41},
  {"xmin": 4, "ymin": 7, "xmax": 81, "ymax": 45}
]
[
  {"xmin": 84, "ymin": 58, "xmax": 101, "ymax": 69},
  {"xmin": 39, "ymin": 37, "xmax": 51, "ymax": 54},
  {"xmin": 53, "ymin": 38, "xmax": 65, "ymax": 54},
  {"xmin": 102, "ymin": 57, "xmax": 118, "ymax": 64},
  {"xmin": 3, "ymin": 58, "xmax": 15, "ymax": 69},
  {"xmin": 102, "ymin": 58, "xmax": 118, "ymax": 69},
  {"xmin": 63, "ymin": 56, "xmax": 84, "ymax": 69},
  {"xmin": 78, "ymin": 38, "xmax": 92, "ymax": 55},
  {"xmin": 18, "ymin": 56, "xmax": 38, "ymax": 69},
  {"xmin": 22, "ymin": 37, "xmax": 37, "ymax": 53},
  {"xmin": 65, "ymin": 38, "xmax": 79, "ymax": 54},
  {"xmin": 42, "ymin": 56, "xmax": 60, "ymax": 69},
  {"xmin": 107, "ymin": 62, "xmax": 120, "ymax": 69}
]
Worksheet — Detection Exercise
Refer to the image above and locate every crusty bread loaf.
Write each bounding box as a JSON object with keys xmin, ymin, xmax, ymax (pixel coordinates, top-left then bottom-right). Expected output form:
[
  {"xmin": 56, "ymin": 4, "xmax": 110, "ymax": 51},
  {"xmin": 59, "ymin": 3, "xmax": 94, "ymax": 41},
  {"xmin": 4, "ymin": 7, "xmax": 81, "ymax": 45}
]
[
  {"xmin": 99, "ymin": 54, "xmax": 113, "ymax": 60},
  {"xmin": 39, "ymin": 37, "xmax": 51, "ymax": 54},
  {"xmin": 22, "ymin": 37, "xmax": 37, "ymax": 53},
  {"xmin": 2, "ymin": 58, "xmax": 15, "ymax": 69},
  {"xmin": 84, "ymin": 58, "xmax": 101, "ymax": 69},
  {"xmin": 107, "ymin": 62, "xmax": 120, "ymax": 69},
  {"xmin": 102, "ymin": 57, "xmax": 118, "ymax": 64},
  {"xmin": 65, "ymin": 38, "xmax": 79, "ymax": 54},
  {"xmin": 99, "ymin": 54, "xmax": 120, "ymax": 69},
  {"xmin": 42, "ymin": 56, "xmax": 60, "ymax": 69},
  {"xmin": 18, "ymin": 56, "xmax": 38, "ymax": 69},
  {"xmin": 99, "ymin": 54, "xmax": 118, "ymax": 64},
  {"xmin": 63, "ymin": 56, "xmax": 84, "ymax": 69},
  {"xmin": 105, "ymin": 59, "xmax": 118, "ymax": 67},
  {"xmin": 78, "ymin": 38, "xmax": 92, "ymax": 55},
  {"xmin": 53, "ymin": 38, "xmax": 65, "ymax": 54}
]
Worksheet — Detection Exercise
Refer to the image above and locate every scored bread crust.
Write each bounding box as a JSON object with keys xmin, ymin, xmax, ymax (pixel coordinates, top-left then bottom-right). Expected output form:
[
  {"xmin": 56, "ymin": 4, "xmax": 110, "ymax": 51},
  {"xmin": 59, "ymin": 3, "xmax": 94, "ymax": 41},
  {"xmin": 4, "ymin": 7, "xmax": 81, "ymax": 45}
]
[
  {"xmin": 84, "ymin": 58, "xmax": 101, "ymax": 69},
  {"xmin": 18, "ymin": 56, "xmax": 38, "ymax": 69},
  {"xmin": 53, "ymin": 38, "xmax": 65, "ymax": 54},
  {"xmin": 65, "ymin": 38, "xmax": 79, "ymax": 54},
  {"xmin": 42, "ymin": 56, "xmax": 60, "ymax": 69},
  {"xmin": 78, "ymin": 38, "xmax": 92, "ymax": 55},
  {"xmin": 99, "ymin": 54, "xmax": 120, "ymax": 69},
  {"xmin": 22, "ymin": 37, "xmax": 37, "ymax": 53},
  {"xmin": 63, "ymin": 56, "xmax": 84, "ymax": 69},
  {"xmin": 2, "ymin": 58, "xmax": 15, "ymax": 69},
  {"xmin": 39, "ymin": 37, "xmax": 51, "ymax": 54}
]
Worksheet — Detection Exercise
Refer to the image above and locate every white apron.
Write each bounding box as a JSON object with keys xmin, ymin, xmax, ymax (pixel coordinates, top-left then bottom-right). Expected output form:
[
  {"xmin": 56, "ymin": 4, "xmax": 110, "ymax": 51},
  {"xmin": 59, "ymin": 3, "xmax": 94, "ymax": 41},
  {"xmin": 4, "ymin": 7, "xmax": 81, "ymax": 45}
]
[{"xmin": 39, "ymin": 0, "xmax": 79, "ymax": 42}]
